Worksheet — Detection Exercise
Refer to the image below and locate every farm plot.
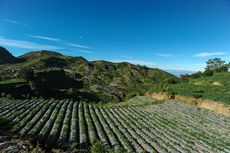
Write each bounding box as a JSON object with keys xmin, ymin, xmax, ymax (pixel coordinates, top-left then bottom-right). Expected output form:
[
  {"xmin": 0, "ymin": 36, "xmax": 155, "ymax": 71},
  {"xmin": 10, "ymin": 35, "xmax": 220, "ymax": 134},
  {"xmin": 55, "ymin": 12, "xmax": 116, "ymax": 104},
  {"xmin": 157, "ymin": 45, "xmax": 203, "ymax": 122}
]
[{"xmin": 0, "ymin": 98, "xmax": 229, "ymax": 153}]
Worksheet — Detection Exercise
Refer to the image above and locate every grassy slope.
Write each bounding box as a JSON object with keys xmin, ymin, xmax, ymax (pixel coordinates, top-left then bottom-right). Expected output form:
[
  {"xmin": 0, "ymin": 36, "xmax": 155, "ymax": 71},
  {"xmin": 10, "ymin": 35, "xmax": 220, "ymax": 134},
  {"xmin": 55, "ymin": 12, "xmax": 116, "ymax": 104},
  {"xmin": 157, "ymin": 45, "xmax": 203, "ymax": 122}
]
[
  {"xmin": 189, "ymin": 72, "xmax": 230, "ymax": 86},
  {"xmin": 171, "ymin": 72, "xmax": 230, "ymax": 105}
]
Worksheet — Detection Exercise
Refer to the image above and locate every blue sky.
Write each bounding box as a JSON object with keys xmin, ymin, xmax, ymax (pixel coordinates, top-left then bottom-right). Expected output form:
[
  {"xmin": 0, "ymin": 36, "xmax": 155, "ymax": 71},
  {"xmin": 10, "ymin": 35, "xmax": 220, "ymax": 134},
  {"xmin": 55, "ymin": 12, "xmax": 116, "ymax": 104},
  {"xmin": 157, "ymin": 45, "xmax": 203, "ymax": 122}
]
[{"xmin": 0, "ymin": 0, "xmax": 230, "ymax": 71}]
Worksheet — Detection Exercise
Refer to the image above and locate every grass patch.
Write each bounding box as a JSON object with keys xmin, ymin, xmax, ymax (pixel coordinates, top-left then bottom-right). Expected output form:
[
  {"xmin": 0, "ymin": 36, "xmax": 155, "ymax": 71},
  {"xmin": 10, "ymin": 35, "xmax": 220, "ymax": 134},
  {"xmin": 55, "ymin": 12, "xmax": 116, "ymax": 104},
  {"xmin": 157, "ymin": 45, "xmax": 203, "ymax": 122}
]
[
  {"xmin": 170, "ymin": 83, "xmax": 230, "ymax": 105},
  {"xmin": 100, "ymin": 96, "xmax": 163, "ymax": 107},
  {"xmin": 0, "ymin": 79, "xmax": 27, "ymax": 85}
]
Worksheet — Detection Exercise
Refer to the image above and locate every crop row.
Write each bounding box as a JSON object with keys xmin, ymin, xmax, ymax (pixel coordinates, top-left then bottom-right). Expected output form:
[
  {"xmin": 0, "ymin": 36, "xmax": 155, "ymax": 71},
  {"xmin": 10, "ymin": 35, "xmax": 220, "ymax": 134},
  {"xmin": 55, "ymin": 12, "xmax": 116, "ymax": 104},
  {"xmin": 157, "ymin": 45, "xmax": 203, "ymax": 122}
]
[{"xmin": 0, "ymin": 99, "xmax": 229, "ymax": 152}]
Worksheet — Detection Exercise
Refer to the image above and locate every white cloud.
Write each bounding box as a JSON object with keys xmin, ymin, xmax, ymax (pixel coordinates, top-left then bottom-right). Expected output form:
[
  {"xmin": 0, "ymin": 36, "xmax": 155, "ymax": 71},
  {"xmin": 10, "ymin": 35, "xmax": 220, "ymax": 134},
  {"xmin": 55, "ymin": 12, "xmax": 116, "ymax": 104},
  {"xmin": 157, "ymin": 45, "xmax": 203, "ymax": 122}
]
[
  {"xmin": 194, "ymin": 52, "xmax": 225, "ymax": 57},
  {"xmin": 155, "ymin": 53, "xmax": 174, "ymax": 58},
  {"xmin": 0, "ymin": 36, "xmax": 61, "ymax": 50},
  {"xmin": 66, "ymin": 43, "xmax": 92, "ymax": 49},
  {"xmin": 29, "ymin": 35, "xmax": 62, "ymax": 42},
  {"xmin": 4, "ymin": 19, "xmax": 27, "ymax": 26}
]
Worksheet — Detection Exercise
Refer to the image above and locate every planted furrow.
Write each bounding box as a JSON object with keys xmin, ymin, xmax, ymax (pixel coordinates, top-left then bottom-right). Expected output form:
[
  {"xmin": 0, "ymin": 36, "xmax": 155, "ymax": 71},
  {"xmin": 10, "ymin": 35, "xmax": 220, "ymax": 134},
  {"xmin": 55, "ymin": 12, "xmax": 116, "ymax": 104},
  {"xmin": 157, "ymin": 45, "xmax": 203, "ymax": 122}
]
[
  {"xmin": 0, "ymin": 100, "xmax": 27, "ymax": 117},
  {"xmin": 69, "ymin": 102, "xmax": 79, "ymax": 145},
  {"xmin": 125, "ymin": 108, "xmax": 188, "ymax": 153},
  {"xmin": 12, "ymin": 100, "xmax": 43, "ymax": 123},
  {"xmin": 19, "ymin": 100, "xmax": 54, "ymax": 136},
  {"xmin": 136, "ymin": 108, "xmax": 222, "ymax": 152},
  {"xmin": 130, "ymin": 107, "xmax": 201, "ymax": 152},
  {"xmin": 0, "ymin": 99, "xmax": 13, "ymax": 110},
  {"xmin": 113, "ymin": 107, "xmax": 163, "ymax": 153},
  {"xmin": 89, "ymin": 105, "xmax": 111, "ymax": 147},
  {"xmin": 37, "ymin": 101, "xmax": 64, "ymax": 142},
  {"xmin": 84, "ymin": 103, "xmax": 98, "ymax": 145},
  {"xmin": 27, "ymin": 101, "xmax": 59, "ymax": 137},
  {"xmin": 57, "ymin": 101, "xmax": 74, "ymax": 147},
  {"xmin": 12, "ymin": 100, "xmax": 49, "ymax": 133},
  {"xmin": 7, "ymin": 100, "xmax": 37, "ymax": 121},
  {"xmin": 99, "ymin": 107, "xmax": 134, "ymax": 152},
  {"xmin": 94, "ymin": 106, "xmax": 123, "ymax": 151},
  {"xmin": 107, "ymin": 107, "xmax": 150, "ymax": 153},
  {"xmin": 47, "ymin": 101, "xmax": 69, "ymax": 148},
  {"xmin": 79, "ymin": 102, "xmax": 89, "ymax": 151}
]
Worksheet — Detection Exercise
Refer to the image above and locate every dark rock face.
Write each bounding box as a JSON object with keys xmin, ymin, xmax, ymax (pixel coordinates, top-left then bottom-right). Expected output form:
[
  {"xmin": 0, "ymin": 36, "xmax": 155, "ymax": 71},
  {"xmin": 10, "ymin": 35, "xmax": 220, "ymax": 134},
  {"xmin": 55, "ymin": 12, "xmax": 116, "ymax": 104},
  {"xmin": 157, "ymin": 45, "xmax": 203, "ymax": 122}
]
[{"xmin": 0, "ymin": 47, "xmax": 21, "ymax": 64}]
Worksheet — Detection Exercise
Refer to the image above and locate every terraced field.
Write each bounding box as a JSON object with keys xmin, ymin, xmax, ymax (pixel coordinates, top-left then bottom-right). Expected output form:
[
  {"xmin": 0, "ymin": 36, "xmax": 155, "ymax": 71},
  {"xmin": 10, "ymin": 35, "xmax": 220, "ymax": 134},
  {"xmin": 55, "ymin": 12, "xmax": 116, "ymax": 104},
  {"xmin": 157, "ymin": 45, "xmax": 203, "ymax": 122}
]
[{"xmin": 0, "ymin": 98, "xmax": 229, "ymax": 152}]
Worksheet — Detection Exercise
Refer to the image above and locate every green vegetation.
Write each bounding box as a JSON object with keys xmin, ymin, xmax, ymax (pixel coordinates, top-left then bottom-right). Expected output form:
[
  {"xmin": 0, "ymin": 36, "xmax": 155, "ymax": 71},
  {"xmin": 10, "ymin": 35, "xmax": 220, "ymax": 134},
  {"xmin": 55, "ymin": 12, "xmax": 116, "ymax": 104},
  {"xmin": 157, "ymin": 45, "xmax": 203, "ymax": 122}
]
[
  {"xmin": 152, "ymin": 58, "xmax": 230, "ymax": 105},
  {"xmin": 102, "ymin": 96, "xmax": 163, "ymax": 107},
  {"xmin": 170, "ymin": 83, "xmax": 230, "ymax": 104},
  {"xmin": 189, "ymin": 72, "xmax": 230, "ymax": 86},
  {"xmin": 205, "ymin": 57, "xmax": 229, "ymax": 73},
  {"xmin": 0, "ymin": 79, "xmax": 26, "ymax": 85},
  {"xmin": 0, "ymin": 46, "xmax": 177, "ymax": 102}
]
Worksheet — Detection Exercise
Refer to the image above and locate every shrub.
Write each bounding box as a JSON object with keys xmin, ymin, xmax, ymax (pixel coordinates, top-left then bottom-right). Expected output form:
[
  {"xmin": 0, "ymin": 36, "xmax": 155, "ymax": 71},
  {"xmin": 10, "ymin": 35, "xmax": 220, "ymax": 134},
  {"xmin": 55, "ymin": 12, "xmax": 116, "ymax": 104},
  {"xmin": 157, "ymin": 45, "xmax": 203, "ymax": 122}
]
[
  {"xmin": 127, "ymin": 92, "xmax": 137, "ymax": 99},
  {"xmin": 164, "ymin": 77, "xmax": 180, "ymax": 84},
  {"xmin": 193, "ymin": 93, "xmax": 203, "ymax": 99},
  {"xmin": 90, "ymin": 141, "xmax": 108, "ymax": 153},
  {"xmin": 191, "ymin": 71, "xmax": 202, "ymax": 78},
  {"xmin": 19, "ymin": 67, "xmax": 34, "ymax": 81},
  {"xmin": 180, "ymin": 74, "xmax": 189, "ymax": 83},
  {"xmin": 194, "ymin": 89, "xmax": 205, "ymax": 94},
  {"xmin": 203, "ymin": 69, "xmax": 213, "ymax": 76}
]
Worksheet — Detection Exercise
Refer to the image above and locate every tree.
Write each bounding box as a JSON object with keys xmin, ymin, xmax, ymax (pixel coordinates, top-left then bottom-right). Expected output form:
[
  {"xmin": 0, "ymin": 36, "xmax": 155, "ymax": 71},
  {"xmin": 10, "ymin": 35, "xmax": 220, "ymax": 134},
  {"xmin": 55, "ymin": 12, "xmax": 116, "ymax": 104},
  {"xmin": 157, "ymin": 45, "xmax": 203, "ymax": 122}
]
[
  {"xmin": 19, "ymin": 67, "xmax": 34, "ymax": 81},
  {"xmin": 205, "ymin": 58, "xmax": 229, "ymax": 72}
]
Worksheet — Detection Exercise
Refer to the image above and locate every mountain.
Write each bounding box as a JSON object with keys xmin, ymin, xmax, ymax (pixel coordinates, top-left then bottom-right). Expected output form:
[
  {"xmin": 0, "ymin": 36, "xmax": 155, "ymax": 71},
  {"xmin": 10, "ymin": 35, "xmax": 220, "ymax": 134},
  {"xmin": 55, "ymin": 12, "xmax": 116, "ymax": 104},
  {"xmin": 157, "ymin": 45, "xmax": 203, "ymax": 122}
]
[
  {"xmin": 165, "ymin": 69, "xmax": 195, "ymax": 77},
  {"xmin": 19, "ymin": 50, "xmax": 63, "ymax": 61},
  {"xmin": 0, "ymin": 47, "xmax": 21, "ymax": 64},
  {"xmin": 0, "ymin": 47, "xmax": 178, "ymax": 102}
]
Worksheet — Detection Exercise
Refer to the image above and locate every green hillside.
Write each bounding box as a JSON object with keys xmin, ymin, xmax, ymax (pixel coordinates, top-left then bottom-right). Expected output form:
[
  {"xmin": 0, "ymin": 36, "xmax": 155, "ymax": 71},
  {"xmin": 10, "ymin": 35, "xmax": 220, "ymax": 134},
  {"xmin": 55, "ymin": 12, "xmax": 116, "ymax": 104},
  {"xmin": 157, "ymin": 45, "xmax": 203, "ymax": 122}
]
[
  {"xmin": 189, "ymin": 72, "xmax": 230, "ymax": 86},
  {"xmin": 153, "ymin": 72, "xmax": 230, "ymax": 105},
  {"xmin": 0, "ymin": 46, "xmax": 177, "ymax": 102}
]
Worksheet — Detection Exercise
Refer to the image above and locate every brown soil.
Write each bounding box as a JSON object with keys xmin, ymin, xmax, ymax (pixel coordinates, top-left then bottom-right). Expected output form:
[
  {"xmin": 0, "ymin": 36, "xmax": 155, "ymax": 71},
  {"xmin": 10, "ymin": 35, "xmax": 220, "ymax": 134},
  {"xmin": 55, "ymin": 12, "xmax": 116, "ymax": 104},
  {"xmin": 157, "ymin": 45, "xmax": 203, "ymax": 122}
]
[
  {"xmin": 146, "ymin": 92, "xmax": 230, "ymax": 116},
  {"xmin": 145, "ymin": 92, "xmax": 169, "ymax": 100},
  {"xmin": 193, "ymin": 81, "xmax": 223, "ymax": 86}
]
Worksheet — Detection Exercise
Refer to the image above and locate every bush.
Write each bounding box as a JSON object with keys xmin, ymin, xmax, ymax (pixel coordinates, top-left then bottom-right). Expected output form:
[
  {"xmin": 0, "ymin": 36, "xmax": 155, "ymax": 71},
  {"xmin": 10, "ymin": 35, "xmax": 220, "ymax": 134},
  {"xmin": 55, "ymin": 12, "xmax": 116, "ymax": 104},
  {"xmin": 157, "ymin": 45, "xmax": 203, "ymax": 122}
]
[
  {"xmin": 127, "ymin": 92, "xmax": 137, "ymax": 99},
  {"xmin": 180, "ymin": 74, "xmax": 189, "ymax": 83},
  {"xmin": 203, "ymin": 69, "xmax": 213, "ymax": 76},
  {"xmin": 90, "ymin": 141, "xmax": 108, "ymax": 153},
  {"xmin": 19, "ymin": 67, "xmax": 34, "ymax": 81},
  {"xmin": 191, "ymin": 71, "xmax": 202, "ymax": 78},
  {"xmin": 193, "ymin": 93, "xmax": 203, "ymax": 99},
  {"xmin": 164, "ymin": 77, "xmax": 180, "ymax": 84},
  {"xmin": 194, "ymin": 89, "xmax": 205, "ymax": 94}
]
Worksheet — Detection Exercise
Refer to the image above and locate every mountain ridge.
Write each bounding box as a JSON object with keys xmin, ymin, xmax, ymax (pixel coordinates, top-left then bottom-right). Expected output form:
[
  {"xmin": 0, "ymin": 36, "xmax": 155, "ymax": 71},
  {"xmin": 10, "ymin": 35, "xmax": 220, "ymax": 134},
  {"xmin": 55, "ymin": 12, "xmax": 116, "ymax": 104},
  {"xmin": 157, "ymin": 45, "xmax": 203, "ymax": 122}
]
[{"xmin": 0, "ymin": 46, "xmax": 178, "ymax": 102}]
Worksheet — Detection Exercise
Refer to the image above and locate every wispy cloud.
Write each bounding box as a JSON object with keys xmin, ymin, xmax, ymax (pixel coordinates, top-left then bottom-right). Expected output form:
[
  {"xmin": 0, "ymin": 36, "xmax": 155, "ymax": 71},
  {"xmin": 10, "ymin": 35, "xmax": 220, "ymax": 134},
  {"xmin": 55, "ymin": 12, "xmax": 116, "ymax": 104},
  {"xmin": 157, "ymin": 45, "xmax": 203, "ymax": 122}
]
[
  {"xmin": 155, "ymin": 53, "xmax": 174, "ymax": 58},
  {"xmin": 28, "ymin": 35, "xmax": 92, "ymax": 50},
  {"xmin": 66, "ymin": 43, "xmax": 92, "ymax": 49},
  {"xmin": 111, "ymin": 59, "xmax": 155, "ymax": 67},
  {"xmin": 29, "ymin": 35, "xmax": 62, "ymax": 42},
  {"xmin": 77, "ymin": 50, "xmax": 94, "ymax": 54},
  {"xmin": 0, "ymin": 36, "xmax": 61, "ymax": 50},
  {"xmin": 4, "ymin": 19, "xmax": 27, "ymax": 26},
  {"xmin": 194, "ymin": 52, "xmax": 225, "ymax": 57}
]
